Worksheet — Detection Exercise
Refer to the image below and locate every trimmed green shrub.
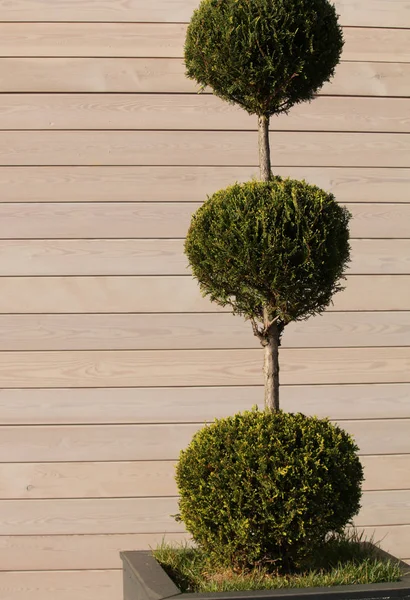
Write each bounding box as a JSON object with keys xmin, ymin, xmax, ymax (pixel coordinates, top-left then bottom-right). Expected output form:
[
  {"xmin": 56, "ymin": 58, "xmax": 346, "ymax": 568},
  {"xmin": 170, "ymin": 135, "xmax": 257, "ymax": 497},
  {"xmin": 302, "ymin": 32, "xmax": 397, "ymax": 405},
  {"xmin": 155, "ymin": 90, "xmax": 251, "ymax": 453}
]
[
  {"xmin": 175, "ymin": 410, "xmax": 364, "ymax": 569},
  {"xmin": 185, "ymin": 0, "xmax": 344, "ymax": 117},
  {"xmin": 185, "ymin": 178, "xmax": 350, "ymax": 325}
]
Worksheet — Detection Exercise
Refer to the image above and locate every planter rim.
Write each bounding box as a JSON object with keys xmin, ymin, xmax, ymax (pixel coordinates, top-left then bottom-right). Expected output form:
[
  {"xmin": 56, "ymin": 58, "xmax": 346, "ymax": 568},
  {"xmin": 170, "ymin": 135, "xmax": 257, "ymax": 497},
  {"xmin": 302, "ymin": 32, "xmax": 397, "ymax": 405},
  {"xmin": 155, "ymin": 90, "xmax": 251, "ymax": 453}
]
[{"xmin": 121, "ymin": 547, "xmax": 410, "ymax": 600}]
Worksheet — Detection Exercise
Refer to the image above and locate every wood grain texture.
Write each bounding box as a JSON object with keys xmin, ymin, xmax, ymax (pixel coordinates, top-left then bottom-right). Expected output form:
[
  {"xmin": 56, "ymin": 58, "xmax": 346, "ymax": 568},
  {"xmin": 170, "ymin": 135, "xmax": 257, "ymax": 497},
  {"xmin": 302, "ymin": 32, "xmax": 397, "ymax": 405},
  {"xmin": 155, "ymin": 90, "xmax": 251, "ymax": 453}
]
[
  {"xmin": 357, "ymin": 526, "xmax": 410, "ymax": 561},
  {"xmin": 0, "ymin": 570, "xmax": 121, "ymax": 600},
  {"xmin": 0, "ymin": 167, "xmax": 407, "ymax": 203},
  {"xmin": 0, "ymin": 275, "xmax": 407, "ymax": 313},
  {"xmin": 0, "ymin": 528, "xmax": 409, "ymax": 571},
  {"xmin": 0, "ymin": 497, "xmax": 182, "ymax": 535},
  {"xmin": 0, "ymin": 0, "xmax": 407, "ymax": 27},
  {"xmin": 0, "ymin": 202, "xmax": 408, "ymax": 239},
  {"xmin": 0, "ymin": 488, "xmax": 408, "ymax": 535},
  {"xmin": 0, "ymin": 533, "xmax": 189, "ymax": 571},
  {"xmin": 0, "ymin": 454, "xmax": 409, "ymax": 499},
  {"xmin": 357, "ymin": 490, "xmax": 410, "ymax": 527},
  {"xmin": 362, "ymin": 455, "xmax": 410, "ymax": 492},
  {"xmin": 0, "ymin": 239, "xmax": 408, "ymax": 276},
  {"xmin": 0, "ymin": 461, "xmax": 177, "ymax": 499},
  {"xmin": 0, "ymin": 24, "xmax": 407, "ymax": 62},
  {"xmin": 1, "ymin": 95, "xmax": 408, "ymax": 133},
  {"xmin": 0, "ymin": 312, "xmax": 408, "ymax": 351},
  {"xmin": 1, "ymin": 383, "xmax": 409, "ymax": 425},
  {"xmin": 0, "ymin": 131, "xmax": 407, "ymax": 167},
  {"xmin": 0, "ymin": 419, "xmax": 409, "ymax": 463},
  {"xmin": 0, "ymin": 59, "xmax": 407, "ymax": 96},
  {"xmin": 0, "ymin": 347, "xmax": 408, "ymax": 388}
]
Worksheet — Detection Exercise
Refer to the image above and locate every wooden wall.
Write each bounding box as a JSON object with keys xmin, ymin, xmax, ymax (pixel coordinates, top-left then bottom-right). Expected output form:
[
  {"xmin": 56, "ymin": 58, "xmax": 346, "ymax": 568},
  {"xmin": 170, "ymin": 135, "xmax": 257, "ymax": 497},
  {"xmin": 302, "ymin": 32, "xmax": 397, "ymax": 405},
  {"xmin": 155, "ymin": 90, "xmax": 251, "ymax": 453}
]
[{"xmin": 0, "ymin": 1, "xmax": 409, "ymax": 598}]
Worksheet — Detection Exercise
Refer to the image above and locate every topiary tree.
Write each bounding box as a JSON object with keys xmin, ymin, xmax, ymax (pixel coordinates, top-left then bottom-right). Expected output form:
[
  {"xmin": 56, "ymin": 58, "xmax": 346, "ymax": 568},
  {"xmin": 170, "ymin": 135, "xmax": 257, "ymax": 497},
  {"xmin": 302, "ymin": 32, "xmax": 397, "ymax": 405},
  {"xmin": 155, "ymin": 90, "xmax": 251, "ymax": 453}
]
[
  {"xmin": 185, "ymin": 0, "xmax": 344, "ymax": 180},
  {"xmin": 185, "ymin": 178, "xmax": 351, "ymax": 412}
]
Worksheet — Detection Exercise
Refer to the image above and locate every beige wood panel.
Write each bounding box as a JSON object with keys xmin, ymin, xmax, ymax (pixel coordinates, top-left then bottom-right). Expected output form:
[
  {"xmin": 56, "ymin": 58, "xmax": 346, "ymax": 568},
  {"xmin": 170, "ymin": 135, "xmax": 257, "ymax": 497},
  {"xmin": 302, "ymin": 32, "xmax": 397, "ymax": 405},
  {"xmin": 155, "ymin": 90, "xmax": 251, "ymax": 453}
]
[
  {"xmin": 0, "ymin": 570, "xmax": 122, "ymax": 600},
  {"xmin": 0, "ymin": 167, "xmax": 408, "ymax": 203},
  {"xmin": 0, "ymin": 59, "xmax": 408, "ymax": 96},
  {"xmin": 357, "ymin": 490, "xmax": 410, "ymax": 527},
  {"xmin": 1, "ymin": 202, "xmax": 408, "ymax": 239},
  {"xmin": 1, "ymin": 383, "xmax": 409, "ymax": 425},
  {"xmin": 0, "ymin": 424, "xmax": 200, "ymax": 463},
  {"xmin": 0, "ymin": 23, "xmax": 186, "ymax": 58},
  {"xmin": 349, "ymin": 204, "xmax": 410, "ymax": 239},
  {"xmin": 0, "ymin": 497, "xmax": 181, "ymax": 535},
  {"xmin": 0, "ymin": 131, "xmax": 407, "ymax": 167},
  {"xmin": 0, "ymin": 24, "xmax": 407, "ymax": 63},
  {"xmin": 0, "ymin": 312, "xmax": 408, "ymax": 351},
  {"xmin": 0, "ymin": 462, "xmax": 177, "ymax": 500},
  {"xmin": 0, "ymin": 489, "xmax": 409, "ymax": 535},
  {"xmin": 0, "ymin": 0, "xmax": 407, "ymax": 27},
  {"xmin": 0, "ymin": 419, "xmax": 409, "ymax": 463},
  {"xmin": 1, "ymin": 529, "xmax": 409, "ymax": 571},
  {"xmin": 1, "ymin": 454, "xmax": 409, "ymax": 499},
  {"xmin": 1, "ymin": 95, "xmax": 408, "ymax": 133},
  {"xmin": 358, "ymin": 526, "xmax": 410, "ymax": 561},
  {"xmin": 0, "ymin": 347, "xmax": 408, "ymax": 388},
  {"xmin": 0, "ymin": 533, "xmax": 189, "ymax": 571},
  {"xmin": 0, "ymin": 239, "xmax": 409, "ymax": 276},
  {"xmin": 350, "ymin": 240, "xmax": 410, "ymax": 276},
  {"xmin": 0, "ymin": 275, "xmax": 407, "ymax": 313},
  {"xmin": 362, "ymin": 456, "xmax": 410, "ymax": 492},
  {"xmin": 0, "ymin": 203, "xmax": 198, "ymax": 239},
  {"xmin": 0, "ymin": 240, "xmax": 188, "ymax": 276}
]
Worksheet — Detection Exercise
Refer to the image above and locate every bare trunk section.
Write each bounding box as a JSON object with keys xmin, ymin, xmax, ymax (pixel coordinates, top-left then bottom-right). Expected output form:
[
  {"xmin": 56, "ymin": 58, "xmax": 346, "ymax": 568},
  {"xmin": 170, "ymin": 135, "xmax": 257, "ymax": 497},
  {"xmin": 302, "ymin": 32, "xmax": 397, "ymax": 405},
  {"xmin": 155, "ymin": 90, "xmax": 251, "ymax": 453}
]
[
  {"xmin": 263, "ymin": 321, "xmax": 280, "ymax": 413},
  {"xmin": 258, "ymin": 115, "xmax": 272, "ymax": 181}
]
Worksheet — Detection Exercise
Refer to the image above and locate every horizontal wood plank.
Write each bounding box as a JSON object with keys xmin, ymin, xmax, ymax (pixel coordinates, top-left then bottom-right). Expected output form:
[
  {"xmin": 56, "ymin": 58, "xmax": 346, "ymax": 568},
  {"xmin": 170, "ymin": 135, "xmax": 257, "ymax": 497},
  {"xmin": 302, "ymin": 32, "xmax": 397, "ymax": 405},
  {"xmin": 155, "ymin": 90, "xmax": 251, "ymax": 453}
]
[
  {"xmin": 0, "ymin": 239, "xmax": 409, "ymax": 276},
  {"xmin": 0, "ymin": 454, "xmax": 409, "ymax": 499},
  {"xmin": 0, "ymin": 419, "xmax": 409, "ymax": 463},
  {"xmin": 0, "ymin": 59, "xmax": 407, "ymax": 96},
  {"xmin": 1, "ymin": 383, "xmax": 409, "ymax": 425},
  {"xmin": 0, "ymin": 528, "xmax": 409, "ymax": 571},
  {"xmin": 0, "ymin": 497, "xmax": 182, "ymax": 535},
  {"xmin": 0, "ymin": 461, "xmax": 177, "ymax": 499},
  {"xmin": 357, "ymin": 490, "xmax": 410, "ymax": 527},
  {"xmin": 1, "ymin": 95, "xmax": 408, "ymax": 133},
  {"xmin": 0, "ymin": 24, "xmax": 407, "ymax": 63},
  {"xmin": 0, "ymin": 533, "xmax": 189, "ymax": 571},
  {"xmin": 0, "ymin": 312, "xmax": 408, "ymax": 351},
  {"xmin": 0, "ymin": 131, "xmax": 407, "ymax": 167},
  {"xmin": 0, "ymin": 202, "xmax": 409, "ymax": 239},
  {"xmin": 0, "ymin": 347, "xmax": 408, "ymax": 388},
  {"xmin": 0, "ymin": 570, "xmax": 121, "ymax": 600},
  {"xmin": 0, "ymin": 275, "xmax": 407, "ymax": 313},
  {"xmin": 0, "ymin": 167, "xmax": 408, "ymax": 203},
  {"xmin": 362, "ymin": 455, "xmax": 410, "ymax": 492},
  {"xmin": 0, "ymin": 0, "xmax": 407, "ymax": 27},
  {"xmin": 0, "ymin": 488, "xmax": 408, "ymax": 534},
  {"xmin": 357, "ymin": 526, "xmax": 410, "ymax": 561}
]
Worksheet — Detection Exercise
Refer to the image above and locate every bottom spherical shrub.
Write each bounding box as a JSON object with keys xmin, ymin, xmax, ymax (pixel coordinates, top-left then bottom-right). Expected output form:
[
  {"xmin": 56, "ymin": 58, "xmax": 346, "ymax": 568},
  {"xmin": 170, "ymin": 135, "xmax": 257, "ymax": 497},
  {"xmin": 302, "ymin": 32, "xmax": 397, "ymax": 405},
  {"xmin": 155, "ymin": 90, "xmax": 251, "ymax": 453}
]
[{"xmin": 175, "ymin": 410, "xmax": 364, "ymax": 569}]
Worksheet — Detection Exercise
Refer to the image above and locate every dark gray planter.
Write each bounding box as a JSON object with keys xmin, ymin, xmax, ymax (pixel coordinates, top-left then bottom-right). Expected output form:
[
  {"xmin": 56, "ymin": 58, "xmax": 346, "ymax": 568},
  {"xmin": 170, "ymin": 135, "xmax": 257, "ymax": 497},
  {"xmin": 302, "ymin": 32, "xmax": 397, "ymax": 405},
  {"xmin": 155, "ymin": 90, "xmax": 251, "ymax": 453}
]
[{"xmin": 121, "ymin": 549, "xmax": 410, "ymax": 600}]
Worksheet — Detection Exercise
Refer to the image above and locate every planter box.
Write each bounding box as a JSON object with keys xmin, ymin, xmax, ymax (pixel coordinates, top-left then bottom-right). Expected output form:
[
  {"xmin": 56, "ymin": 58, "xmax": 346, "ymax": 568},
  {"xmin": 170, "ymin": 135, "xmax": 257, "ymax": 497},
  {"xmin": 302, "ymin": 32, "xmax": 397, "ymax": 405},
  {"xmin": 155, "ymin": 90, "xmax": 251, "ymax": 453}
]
[{"xmin": 121, "ymin": 549, "xmax": 410, "ymax": 600}]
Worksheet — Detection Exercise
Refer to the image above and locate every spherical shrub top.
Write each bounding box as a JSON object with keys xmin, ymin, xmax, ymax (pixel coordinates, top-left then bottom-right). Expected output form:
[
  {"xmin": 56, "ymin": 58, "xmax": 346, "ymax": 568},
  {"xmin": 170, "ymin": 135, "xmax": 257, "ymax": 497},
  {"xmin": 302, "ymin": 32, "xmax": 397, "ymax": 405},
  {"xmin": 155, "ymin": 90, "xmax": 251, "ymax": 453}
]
[
  {"xmin": 185, "ymin": 0, "xmax": 344, "ymax": 116},
  {"xmin": 176, "ymin": 410, "xmax": 364, "ymax": 568},
  {"xmin": 185, "ymin": 178, "xmax": 350, "ymax": 326}
]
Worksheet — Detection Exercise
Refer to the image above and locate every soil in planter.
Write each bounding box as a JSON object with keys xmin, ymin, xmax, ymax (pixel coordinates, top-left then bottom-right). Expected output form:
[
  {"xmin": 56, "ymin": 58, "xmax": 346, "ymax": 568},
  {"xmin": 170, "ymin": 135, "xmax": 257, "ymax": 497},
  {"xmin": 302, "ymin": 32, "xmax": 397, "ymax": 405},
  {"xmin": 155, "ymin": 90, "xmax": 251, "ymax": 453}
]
[{"xmin": 153, "ymin": 533, "xmax": 402, "ymax": 593}]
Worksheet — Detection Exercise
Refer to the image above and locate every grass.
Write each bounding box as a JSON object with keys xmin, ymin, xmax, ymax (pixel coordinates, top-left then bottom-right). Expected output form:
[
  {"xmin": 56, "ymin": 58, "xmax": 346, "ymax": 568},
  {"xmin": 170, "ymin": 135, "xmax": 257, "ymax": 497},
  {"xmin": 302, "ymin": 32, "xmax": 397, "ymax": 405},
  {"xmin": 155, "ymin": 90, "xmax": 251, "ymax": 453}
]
[{"xmin": 153, "ymin": 532, "xmax": 403, "ymax": 593}]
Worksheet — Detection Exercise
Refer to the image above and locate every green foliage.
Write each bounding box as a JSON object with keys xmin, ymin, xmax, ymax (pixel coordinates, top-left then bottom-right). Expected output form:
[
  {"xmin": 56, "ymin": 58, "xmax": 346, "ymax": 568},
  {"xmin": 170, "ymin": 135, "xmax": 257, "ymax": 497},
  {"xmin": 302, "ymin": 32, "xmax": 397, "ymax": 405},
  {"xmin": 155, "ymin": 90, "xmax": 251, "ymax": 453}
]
[
  {"xmin": 185, "ymin": 178, "xmax": 351, "ymax": 328},
  {"xmin": 185, "ymin": 0, "xmax": 344, "ymax": 117},
  {"xmin": 153, "ymin": 535, "xmax": 402, "ymax": 593},
  {"xmin": 175, "ymin": 410, "xmax": 364, "ymax": 569}
]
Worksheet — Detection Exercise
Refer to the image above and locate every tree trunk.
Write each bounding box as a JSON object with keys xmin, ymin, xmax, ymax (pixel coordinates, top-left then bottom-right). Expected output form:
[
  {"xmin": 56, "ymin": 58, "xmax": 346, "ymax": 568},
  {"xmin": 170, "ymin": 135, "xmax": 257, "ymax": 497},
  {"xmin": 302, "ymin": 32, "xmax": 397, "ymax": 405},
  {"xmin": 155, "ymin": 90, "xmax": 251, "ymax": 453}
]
[
  {"xmin": 258, "ymin": 115, "xmax": 272, "ymax": 181},
  {"xmin": 263, "ymin": 321, "xmax": 280, "ymax": 413}
]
